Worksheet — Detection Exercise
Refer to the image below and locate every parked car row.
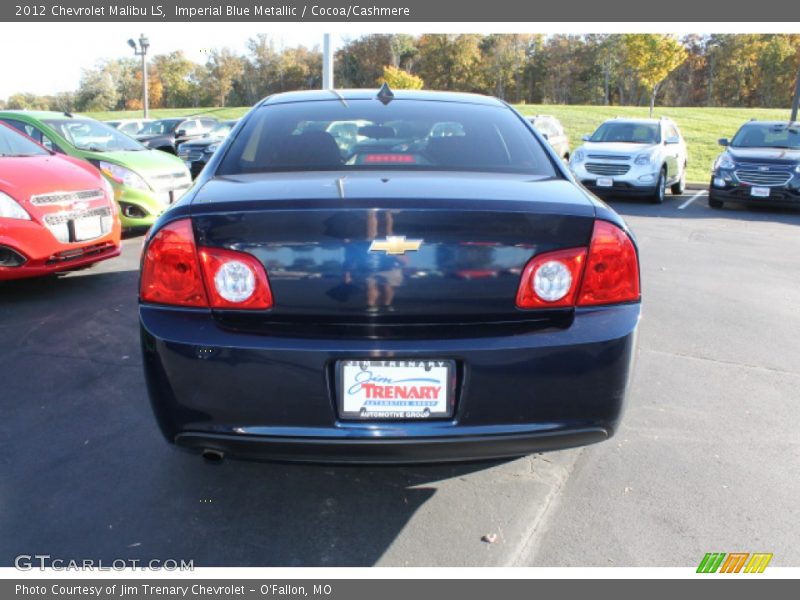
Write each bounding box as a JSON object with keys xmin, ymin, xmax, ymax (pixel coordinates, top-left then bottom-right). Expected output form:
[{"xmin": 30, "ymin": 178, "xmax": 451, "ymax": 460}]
[
  {"xmin": 536, "ymin": 113, "xmax": 800, "ymax": 209},
  {"xmin": 3, "ymin": 102, "xmax": 797, "ymax": 284}
]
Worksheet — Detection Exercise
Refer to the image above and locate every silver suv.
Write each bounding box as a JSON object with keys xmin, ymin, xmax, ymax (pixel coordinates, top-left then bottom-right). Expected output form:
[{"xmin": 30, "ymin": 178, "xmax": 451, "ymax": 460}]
[
  {"xmin": 570, "ymin": 117, "xmax": 688, "ymax": 203},
  {"xmin": 527, "ymin": 115, "xmax": 570, "ymax": 162}
]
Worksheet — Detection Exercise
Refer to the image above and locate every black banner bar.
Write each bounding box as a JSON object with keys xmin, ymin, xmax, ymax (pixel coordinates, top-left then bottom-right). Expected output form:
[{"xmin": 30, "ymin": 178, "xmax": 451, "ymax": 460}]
[
  {"xmin": 3, "ymin": 579, "xmax": 798, "ymax": 600},
  {"xmin": 0, "ymin": 0, "xmax": 794, "ymax": 22}
]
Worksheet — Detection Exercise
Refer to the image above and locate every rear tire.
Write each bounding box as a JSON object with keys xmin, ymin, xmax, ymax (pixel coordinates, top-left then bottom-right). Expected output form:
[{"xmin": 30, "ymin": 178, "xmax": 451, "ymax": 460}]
[
  {"xmin": 709, "ymin": 197, "xmax": 724, "ymax": 209},
  {"xmin": 651, "ymin": 169, "xmax": 666, "ymax": 204},
  {"xmin": 671, "ymin": 168, "xmax": 686, "ymax": 195}
]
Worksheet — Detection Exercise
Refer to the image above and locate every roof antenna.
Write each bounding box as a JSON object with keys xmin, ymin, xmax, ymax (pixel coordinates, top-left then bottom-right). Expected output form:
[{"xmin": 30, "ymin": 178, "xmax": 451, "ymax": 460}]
[{"xmin": 377, "ymin": 83, "xmax": 394, "ymax": 105}]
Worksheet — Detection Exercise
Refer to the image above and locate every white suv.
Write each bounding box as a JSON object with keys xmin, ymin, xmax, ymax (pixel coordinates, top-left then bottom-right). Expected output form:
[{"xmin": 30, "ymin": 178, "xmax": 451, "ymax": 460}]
[{"xmin": 569, "ymin": 117, "xmax": 688, "ymax": 203}]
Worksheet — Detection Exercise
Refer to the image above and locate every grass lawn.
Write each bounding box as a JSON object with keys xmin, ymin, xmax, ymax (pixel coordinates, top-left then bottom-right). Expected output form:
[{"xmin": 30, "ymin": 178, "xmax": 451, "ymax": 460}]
[{"xmin": 83, "ymin": 104, "xmax": 796, "ymax": 184}]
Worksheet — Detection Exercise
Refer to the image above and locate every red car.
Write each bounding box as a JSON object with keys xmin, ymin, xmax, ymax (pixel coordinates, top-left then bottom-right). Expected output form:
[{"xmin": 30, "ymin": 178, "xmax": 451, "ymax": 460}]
[{"xmin": 0, "ymin": 123, "xmax": 121, "ymax": 280}]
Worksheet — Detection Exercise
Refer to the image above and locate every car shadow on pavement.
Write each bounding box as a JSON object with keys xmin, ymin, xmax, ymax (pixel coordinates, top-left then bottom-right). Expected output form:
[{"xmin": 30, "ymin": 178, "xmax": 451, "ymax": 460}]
[
  {"xmin": 0, "ymin": 267, "xmax": 510, "ymax": 567},
  {"xmin": 605, "ymin": 195, "xmax": 800, "ymax": 225}
]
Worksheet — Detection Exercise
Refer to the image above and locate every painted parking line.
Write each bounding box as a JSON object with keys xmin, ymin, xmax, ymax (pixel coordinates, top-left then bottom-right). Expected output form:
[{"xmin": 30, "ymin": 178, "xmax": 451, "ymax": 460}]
[{"xmin": 678, "ymin": 190, "xmax": 707, "ymax": 210}]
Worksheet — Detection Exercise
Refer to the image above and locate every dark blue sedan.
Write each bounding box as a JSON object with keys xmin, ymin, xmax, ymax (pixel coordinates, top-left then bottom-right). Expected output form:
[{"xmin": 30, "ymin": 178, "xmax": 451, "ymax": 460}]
[{"xmin": 139, "ymin": 88, "xmax": 641, "ymax": 464}]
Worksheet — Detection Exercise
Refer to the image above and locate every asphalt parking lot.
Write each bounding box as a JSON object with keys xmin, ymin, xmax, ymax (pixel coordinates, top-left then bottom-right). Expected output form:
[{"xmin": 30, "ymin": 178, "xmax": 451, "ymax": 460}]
[{"xmin": 1, "ymin": 190, "xmax": 799, "ymax": 567}]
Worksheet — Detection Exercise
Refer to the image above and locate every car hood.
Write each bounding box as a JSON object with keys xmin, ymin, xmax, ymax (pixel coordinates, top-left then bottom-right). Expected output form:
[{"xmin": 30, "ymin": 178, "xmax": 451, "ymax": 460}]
[
  {"xmin": 181, "ymin": 137, "xmax": 223, "ymax": 150},
  {"xmin": 579, "ymin": 142, "xmax": 655, "ymax": 156},
  {"xmin": 0, "ymin": 155, "xmax": 103, "ymax": 200},
  {"xmin": 727, "ymin": 147, "xmax": 800, "ymax": 163},
  {"xmin": 83, "ymin": 149, "xmax": 187, "ymax": 176},
  {"xmin": 192, "ymin": 171, "xmax": 596, "ymax": 216}
]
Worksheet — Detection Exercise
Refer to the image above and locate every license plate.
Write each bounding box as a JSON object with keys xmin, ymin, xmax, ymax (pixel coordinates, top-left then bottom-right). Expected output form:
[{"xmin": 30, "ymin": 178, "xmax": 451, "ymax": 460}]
[
  {"xmin": 751, "ymin": 186, "xmax": 770, "ymax": 198},
  {"xmin": 73, "ymin": 216, "xmax": 103, "ymax": 241},
  {"xmin": 338, "ymin": 360, "xmax": 454, "ymax": 420},
  {"xmin": 596, "ymin": 177, "xmax": 614, "ymax": 187}
]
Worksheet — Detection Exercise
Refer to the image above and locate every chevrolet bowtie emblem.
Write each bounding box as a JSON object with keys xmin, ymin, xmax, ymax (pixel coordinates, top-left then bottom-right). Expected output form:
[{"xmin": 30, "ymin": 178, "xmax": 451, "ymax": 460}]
[{"xmin": 368, "ymin": 236, "xmax": 423, "ymax": 255}]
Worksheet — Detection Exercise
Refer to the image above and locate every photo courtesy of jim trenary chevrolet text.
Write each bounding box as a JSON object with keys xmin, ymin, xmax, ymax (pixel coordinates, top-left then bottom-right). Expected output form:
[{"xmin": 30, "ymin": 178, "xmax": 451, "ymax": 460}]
[{"xmin": 0, "ymin": 0, "xmax": 798, "ymax": 594}]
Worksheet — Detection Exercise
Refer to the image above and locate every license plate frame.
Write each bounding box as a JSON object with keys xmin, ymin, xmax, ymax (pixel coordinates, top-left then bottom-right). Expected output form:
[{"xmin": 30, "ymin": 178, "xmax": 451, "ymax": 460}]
[
  {"xmin": 750, "ymin": 186, "xmax": 770, "ymax": 198},
  {"xmin": 596, "ymin": 177, "xmax": 614, "ymax": 188},
  {"xmin": 336, "ymin": 359, "xmax": 455, "ymax": 421},
  {"xmin": 72, "ymin": 216, "xmax": 103, "ymax": 241}
]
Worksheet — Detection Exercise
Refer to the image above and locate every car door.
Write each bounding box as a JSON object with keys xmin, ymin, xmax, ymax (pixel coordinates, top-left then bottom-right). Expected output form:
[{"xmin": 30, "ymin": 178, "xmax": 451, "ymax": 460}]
[{"xmin": 663, "ymin": 123, "xmax": 680, "ymax": 179}]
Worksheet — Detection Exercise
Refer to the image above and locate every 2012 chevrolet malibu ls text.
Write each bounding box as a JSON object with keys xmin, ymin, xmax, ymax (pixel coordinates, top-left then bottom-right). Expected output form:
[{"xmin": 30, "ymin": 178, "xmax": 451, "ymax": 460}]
[{"xmin": 139, "ymin": 89, "xmax": 641, "ymax": 464}]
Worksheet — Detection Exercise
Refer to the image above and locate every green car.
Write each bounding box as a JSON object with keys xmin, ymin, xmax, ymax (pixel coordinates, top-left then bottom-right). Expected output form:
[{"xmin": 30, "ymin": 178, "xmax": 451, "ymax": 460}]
[{"xmin": 0, "ymin": 111, "xmax": 192, "ymax": 228}]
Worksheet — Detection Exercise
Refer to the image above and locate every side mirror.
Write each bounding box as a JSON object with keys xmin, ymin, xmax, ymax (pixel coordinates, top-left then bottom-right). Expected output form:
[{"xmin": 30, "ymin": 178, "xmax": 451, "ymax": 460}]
[
  {"xmin": 541, "ymin": 133, "xmax": 549, "ymax": 141},
  {"xmin": 581, "ymin": 134, "xmax": 591, "ymax": 142},
  {"xmin": 718, "ymin": 138, "xmax": 729, "ymax": 147},
  {"xmin": 665, "ymin": 135, "xmax": 680, "ymax": 145}
]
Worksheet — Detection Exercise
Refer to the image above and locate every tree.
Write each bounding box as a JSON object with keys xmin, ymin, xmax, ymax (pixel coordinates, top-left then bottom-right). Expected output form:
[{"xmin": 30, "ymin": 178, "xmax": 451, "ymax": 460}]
[
  {"xmin": 206, "ymin": 48, "xmax": 245, "ymax": 107},
  {"xmin": 152, "ymin": 51, "xmax": 197, "ymax": 108},
  {"xmin": 76, "ymin": 61, "xmax": 120, "ymax": 111},
  {"xmin": 378, "ymin": 65, "xmax": 423, "ymax": 89},
  {"xmin": 622, "ymin": 34, "xmax": 687, "ymax": 115},
  {"xmin": 415, "ymin": 34, "xmax": 483, "ymax": 92}
]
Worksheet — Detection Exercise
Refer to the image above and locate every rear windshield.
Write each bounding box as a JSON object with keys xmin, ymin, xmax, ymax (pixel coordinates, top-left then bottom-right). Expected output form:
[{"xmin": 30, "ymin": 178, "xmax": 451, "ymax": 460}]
[
  {"xmin": 731, "ymin": 124, "xmax": 800, "ymax": 149},
  {"xmin": 590, "ymin": 122, "xmax": 660, "ymax": 144},
  {"xmin": 139, "ymin": 119, "xmax": 182, "ymax": 135},
  {"xmin": 216, "ymin": 99, "xmax": 557, "ymax": 176},
  {"xmin": 0, "ymin": 123, "xmax": 49, "ymax": 157}
]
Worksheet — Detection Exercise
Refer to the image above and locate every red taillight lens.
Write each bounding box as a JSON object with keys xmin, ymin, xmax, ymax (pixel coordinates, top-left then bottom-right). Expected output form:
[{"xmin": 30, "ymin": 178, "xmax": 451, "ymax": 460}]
[
  {"xmin": 516, "ymin": 247, "xmax": 587, "ymax": 308},
  {"xmin": 363, "ymin": 153, "xmax": 416, "ymax": 164},
  {"xmin": 516, "ymin": 220, "xmax": 640, "ymax": 309},
  {"xmin": 140, "ymin": 219, "xmax": 208, "ymax": 307},
  {"xmin": 198, "ymin": 246, "xmax": 273, "ymax": 310},
  {"xmin": 140, "ymin": 218, "xmax": 273, "ymax": 310},
  {"xmin": 577, "ymin": 221, "xmax": 640, "ymax": 306}
]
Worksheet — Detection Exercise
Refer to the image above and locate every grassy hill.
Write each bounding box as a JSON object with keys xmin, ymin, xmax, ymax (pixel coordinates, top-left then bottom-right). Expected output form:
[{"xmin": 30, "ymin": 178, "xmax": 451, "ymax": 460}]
[{"xmin": 83, "ymin": 104, "xmax": 796, "ymax": 184}]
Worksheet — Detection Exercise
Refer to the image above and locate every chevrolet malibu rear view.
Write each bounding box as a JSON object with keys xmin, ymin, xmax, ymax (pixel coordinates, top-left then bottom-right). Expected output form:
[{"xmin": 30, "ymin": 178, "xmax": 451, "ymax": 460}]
[{"xmin": 139, "ymin": 89, "xmax": 641, "ymax": 464}]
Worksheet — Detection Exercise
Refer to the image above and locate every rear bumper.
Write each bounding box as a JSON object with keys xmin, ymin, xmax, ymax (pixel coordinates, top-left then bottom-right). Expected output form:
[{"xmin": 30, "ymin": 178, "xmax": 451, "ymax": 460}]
[
  {"xmin": 176, "ymin": 428, "xmax": 609, "ymax": 464},
  {"xmin": 140, "ymin": 303, "xmax": 640, "ymax": 463}
]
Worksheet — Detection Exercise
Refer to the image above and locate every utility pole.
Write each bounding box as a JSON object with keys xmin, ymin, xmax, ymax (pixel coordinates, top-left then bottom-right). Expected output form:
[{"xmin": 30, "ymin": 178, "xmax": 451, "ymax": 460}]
[
  {"xmin": 323, "ymin": 33, "xmax": 334, "ymax": 89},
  {"xmin": 128, "ymin": 34, "xmax": 150, "ymax": 118}
]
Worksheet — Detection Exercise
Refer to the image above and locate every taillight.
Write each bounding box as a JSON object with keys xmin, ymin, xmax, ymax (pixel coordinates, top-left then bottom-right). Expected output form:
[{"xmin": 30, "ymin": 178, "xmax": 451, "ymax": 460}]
[
  {"xmin": 140, "ymin": 219, "xmax": 207, "ymax": 307},
  {"xmin": 198, "ymin": 247, "xmax": 272, "ymax": 309},
  {"xmin": 140, "ymin": 218, "xmax": 273, "ymax": 310},
  {"xmin": 516, "ymin": 220, "xmax": 639, "ymax": 309},
  {"xmin": 577, "ymin": 220, "xmax": 640, "ymax": 306},
  {"xmin": 516, "ymin": 247, "xmax": 587, "ymax": 308}
]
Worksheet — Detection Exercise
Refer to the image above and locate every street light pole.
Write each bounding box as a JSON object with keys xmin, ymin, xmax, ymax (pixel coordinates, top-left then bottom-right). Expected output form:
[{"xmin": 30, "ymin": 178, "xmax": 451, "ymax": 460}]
[
  {"xmin": 791, "ymin": 64, "xmax": 800, "ymax": 123},
  {"xmin": 128, "ymin": 34, "xmax": 150, "ymax": 118},
  {"xmin": 322, "ymin": 33, "xmax": 334, "ymax": 89}
]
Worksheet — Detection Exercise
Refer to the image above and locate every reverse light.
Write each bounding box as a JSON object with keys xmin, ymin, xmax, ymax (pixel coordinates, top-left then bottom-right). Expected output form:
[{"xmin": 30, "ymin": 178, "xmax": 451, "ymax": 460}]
[
  {"xmin": 516, "ymin": 221, "xmax": 640, "ymax": 309},
  {"xmin": 99, "ymin": 161, "xmax": 150, "ymax": 191},
  {"xmin": 0, "ymin": 191, "xmax": 31, "ymax": 220},
  {"xmin": 198, "ymin": 247, "xmax": 272, "ymax": 309},
  {"xmin": 516, "ymin": 248, "xmax": 587, "ymax": 308},
  {"xmin": 140, "ymin": 218, "xmax": 272, "ymax": 310}
]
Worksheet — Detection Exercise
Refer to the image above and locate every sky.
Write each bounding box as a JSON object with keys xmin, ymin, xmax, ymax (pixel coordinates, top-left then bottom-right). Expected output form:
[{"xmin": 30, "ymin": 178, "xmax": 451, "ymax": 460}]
[{"xmin": 0, "ymin": 23, "xmax": 339, "ymax": 100}]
